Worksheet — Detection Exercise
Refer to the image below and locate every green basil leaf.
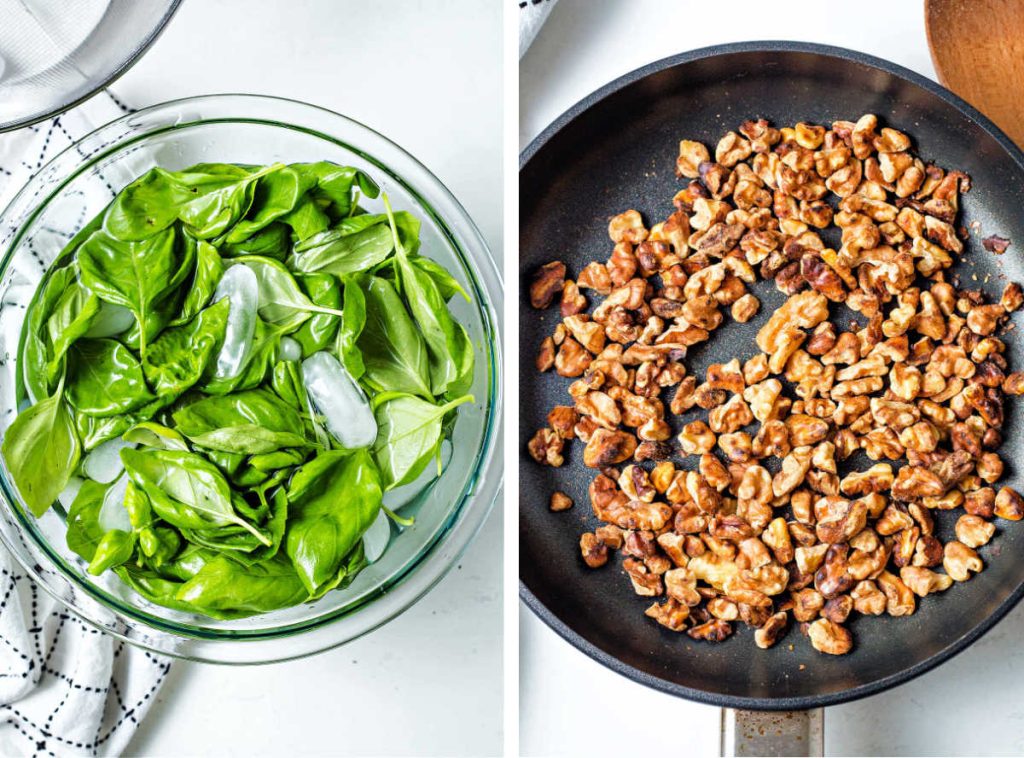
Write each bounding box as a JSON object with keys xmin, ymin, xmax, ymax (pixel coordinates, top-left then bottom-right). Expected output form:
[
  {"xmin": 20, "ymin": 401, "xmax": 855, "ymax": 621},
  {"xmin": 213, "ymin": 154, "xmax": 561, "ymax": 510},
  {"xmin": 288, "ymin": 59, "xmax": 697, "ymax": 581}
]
[
  {"xmin": 281, "ymin": 198, "xmax": 330, "ymax": 241},
  {"xmin": 411, "ymin": 255, "xmax": 470, "ymax": 302},
  {"xmin": 225, "ymin": 166, "xmax": 315, "ymax": 243},
  {"xmin": 88, "ymin": 529, "xmax": 135, "ymax": 575},
  {"xmin": 172, "ymin": 389, "xmax": 307, "ymax": 454},
  {"xmin": 336, "ymin": 276, "xmax": 367, "ymax": 380},
  {"xmin": 77, "ymin": 226, "xmax": 190, "ymax": 357},
  {"xmin": 176, "ymin": 164, "xmax": 282, "ymax": 240},
  {"xmin": 395, "ymin": 245, "xmax": 474, "ymax": 397},
  {"xmin": 66, "ymin": 339, "xmax": 155, "ymax": 417},
  {"xmin": 22, "ymin": 265, "xmax": 82, "ymax": 401},
  {"xmin": 175, "ymin": 554, "xmax": 307, "ymax": 616},
  {"xmin": 66, "ymin": 479, "xmax": 109, "ymax": 561},
  {"xmin": 44, "ymin": 278, "xmax": 100, "ymax": 385},
  {"xmin": 121, "ymin": 448, "xmax": 268, "ymax": 544},
  {"xmin": 221, "ymin": 221, "xmax": 292, "ymax": 260},
  {"xmin": 286, "ymin": 222, "xmax": 393, "ymax": 275},
  {"xmin": 225, "ymin": 256, "xmax": 345, "ymax": 330},
  {"xmin": 171, "ymin": 239, "xmax": 224, "ymax": 327},
  {"xmin": 293, "ymin": 273, "xmax": 341, "ymax": 357},
  {"xmin": 1, "ymin": 390, "xmax": 81, "ymax": 516},
  {"xmin": 122, "ymin": 422, "xmax": 189, "ymax": 451},
  {"xmin": 285, "ymin": 449, "xmax": 382, "ymax": 595},
  {"xmin": 372, "ymin": 393, "xmax": 472, "ymax": 489},
  {"xmin": 357, "ymin": 276, "xmax": 431, "ymax": 398},
  {"xmin": 142, "ymin": 299, "xmax": 230, "ymax": 397}
]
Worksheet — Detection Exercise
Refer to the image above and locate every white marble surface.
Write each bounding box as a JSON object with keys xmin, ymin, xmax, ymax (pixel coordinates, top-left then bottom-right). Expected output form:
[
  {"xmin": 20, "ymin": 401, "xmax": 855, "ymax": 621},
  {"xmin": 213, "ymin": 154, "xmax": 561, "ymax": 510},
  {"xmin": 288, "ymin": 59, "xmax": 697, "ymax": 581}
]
[
  {"xmin": 108, "ymin": 2, "xmax": 502, "ymax": 756},
  {"xmin": 520, "ymin": 2, "xmax": 1024, "ymax": 756}
]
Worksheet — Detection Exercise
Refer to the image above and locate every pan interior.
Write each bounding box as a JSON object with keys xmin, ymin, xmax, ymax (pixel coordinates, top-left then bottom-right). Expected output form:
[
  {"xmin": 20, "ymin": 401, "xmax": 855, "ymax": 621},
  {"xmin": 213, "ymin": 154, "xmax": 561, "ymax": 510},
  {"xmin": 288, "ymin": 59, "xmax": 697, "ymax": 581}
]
[{"xmin": 519, "ymin": 47, "xmax": 1024, "ymax": 708}]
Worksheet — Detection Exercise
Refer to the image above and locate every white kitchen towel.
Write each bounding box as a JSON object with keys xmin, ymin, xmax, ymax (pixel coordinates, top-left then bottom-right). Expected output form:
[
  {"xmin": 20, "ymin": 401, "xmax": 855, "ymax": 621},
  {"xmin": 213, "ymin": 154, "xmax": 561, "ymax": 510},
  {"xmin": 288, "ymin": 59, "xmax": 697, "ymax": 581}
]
[
  {"xmin": 0, "ymin": 90, "xmax": 172, "ymax": 758},
  {"xmin": 518, "ymin": 0, "xmax": 558, "ymax": 58}
]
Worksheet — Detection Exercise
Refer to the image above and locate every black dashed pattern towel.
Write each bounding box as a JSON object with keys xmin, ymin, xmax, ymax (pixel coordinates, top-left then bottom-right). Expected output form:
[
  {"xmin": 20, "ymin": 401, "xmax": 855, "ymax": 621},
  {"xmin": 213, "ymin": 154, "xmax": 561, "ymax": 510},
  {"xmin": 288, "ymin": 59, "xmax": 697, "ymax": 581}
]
[
  {"xmin": 0, "ymin": 91, "xmax": 171, "ymax": 757},
  {"xmin": 518, "ymin": 0, "xmax": 558, "ymax": 57}
]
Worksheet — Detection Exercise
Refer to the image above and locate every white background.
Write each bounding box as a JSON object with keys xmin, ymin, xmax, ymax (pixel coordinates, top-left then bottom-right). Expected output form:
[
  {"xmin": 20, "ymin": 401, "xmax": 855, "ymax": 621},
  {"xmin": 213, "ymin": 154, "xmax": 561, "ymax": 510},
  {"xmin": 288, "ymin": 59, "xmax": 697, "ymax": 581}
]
[
  {"xmin": 520, "ymin": 1, "xmax": 1024, "ymax": 756},
  {"xmin": 109, "ymin": 2, "xmax": 503, "ymax": 756}
]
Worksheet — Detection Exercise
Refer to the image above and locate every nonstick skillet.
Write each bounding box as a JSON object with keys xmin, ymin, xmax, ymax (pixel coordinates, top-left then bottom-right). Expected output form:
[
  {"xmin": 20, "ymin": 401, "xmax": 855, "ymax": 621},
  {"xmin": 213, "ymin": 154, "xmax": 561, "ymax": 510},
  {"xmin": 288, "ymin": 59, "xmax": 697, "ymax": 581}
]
[{"xmin": 519, "ymin": 41, "xmax": 1024, "ymax": 718}]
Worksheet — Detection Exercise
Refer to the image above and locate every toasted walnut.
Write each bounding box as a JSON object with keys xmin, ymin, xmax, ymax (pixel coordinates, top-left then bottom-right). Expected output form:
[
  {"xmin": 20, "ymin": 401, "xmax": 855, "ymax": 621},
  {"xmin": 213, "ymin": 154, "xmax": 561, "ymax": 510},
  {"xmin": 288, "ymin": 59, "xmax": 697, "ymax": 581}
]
[
  {"xmin": 609, "ymin": 210, "xmax": 648, "ymax": 244},
  {"xmin": 954, "ymin": 514, "xmax": 995, "ymax": 548},
  {"xmin": 555, "ymin": 337, "xmax": 593, "ymax": 378},
  {"xmin": 899, "ymin": 566, "xmax": 953, "ymax": 597},
  {"xmin": 679, "ymin": 420, "xmax": 717, "ymax": 455},
  {"xmin": 716, "ymin": 131, "xmax": 752, "ymax": 167},
  {"xmin": 877, "ymin": 570, "xmax": 916, "ymax": 616},
  {"xmin": 645, "ymin": 599, "xmax": 689, "ymax": 631},
  {"xmin": 995, "ymin": 487, "xmax": 1024, "ymax": 521},
  {"xmin": 943, "ymin": 541, "xmax": 983, "ymax": 581},
  {"xmin": 528, "ymin": 429, "xmax": 564, "ymax": 467},
  {"xmin": 583, "ymin": 429, "xmax": 637, "ymax": 468},
  {"xmin": 687, "ymin": 619, "xmax": 733, "ymax": 642},
  {"xmin": 623, "ymin": 558, "xmax": 663, "ymax": 595},
  {"xmin": 549, "ymin": 491, "xmax": 573, "ymax": 512},
  {"xmin": 731, "ymin": 293, "xmax": 760, "ymax": 322},
  {"xmin": 808, "ymin": 618, "xmax": 853, "ymax": 655},
  {"xmin": 751, "ymin": 611, "xmax": 788, "ymax": 650},
  {"xmin": 595, "ymin": 524, "xmax": 624, "ymax": 550},
  {"xmin": 678, "ymin": 140, "xmax": 711, "ymax": 178},
  {"xmin": 580, "ymin": 533, "xmax": 608, "ymax": 568},
  {"xmin": 530, "ymin": 261, "xmax": 566, "ymax": 309}
]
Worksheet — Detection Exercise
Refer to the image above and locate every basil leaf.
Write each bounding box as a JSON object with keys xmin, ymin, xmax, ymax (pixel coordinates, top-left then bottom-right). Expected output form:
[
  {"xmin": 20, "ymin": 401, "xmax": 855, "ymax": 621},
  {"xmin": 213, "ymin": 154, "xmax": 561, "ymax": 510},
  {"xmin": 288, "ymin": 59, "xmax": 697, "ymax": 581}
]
[
  {"xmin": 122, "ymin": 422, "xmax": 189, "ymax": 451},
  {"xmin": 221, "ymin": 222, "xmax": 291, "ymax": 260},
  {"xmin": 395, "ymin": 244, "xmax": 473, "ymax": 397},
  {"xmin": 66, "ymin": 339, "xmax": 155, "ymax": 417},
  {"xmin": 175, "ymin": 554, "xmax": 307, "ymax": 616},
  {"xmin": 88, "ymin": 529, "xmax": 135, "ymax": 575},
  {"xmin": 411, "ymin": 255, "xmax": 470, "ymax": 302},
  {"xmin": 293, "ymin": 273, "xmax": 341, "ymax": 357},
  {"xmin": 77, "ymin": 227, "xmax": 190, "ymax": 357},
  {"xmin": 225, "ymin": 256, "xmax": 345, "ymax": 330},
  {"xmin": 357, "ymin": 276, "xmax": 431, "ymax": 398},
  {"xmin": 372, "ymin": 393, "xmax": 472, "ymax": 489},
  {"xmin": 172, "ymin": 389, "xmax": 307, "ymax": 454},
  {"xmin": 44, "ymin": 278, "xmax": 100, "ymax": 385},
  {"xmin": 285, "ymin": 449, "xmax": 382, "ymax": 595},
  {"xmin": 2, "ymin": 394, "xmax": 81, "ymax": 517},
  {"xmin": 286, "ymin": 223, "xmax": 394, "ymax": 275},
  {"xmin": 225, "ymin": 166, "xmax": 314, "ymax": 243},
  {"xmin": 142, "ymin": 299, "xmax": 230, "ymax": 397},
  {"xmin": 66, "ymin": 479, "xmax": 109, "ymax": 561},
  {"xmin": 121, "ymin": 448, "xmax": 269, "ymax": 544},
  {"xmin": 336, "ymin": 276, "xmax": 367, "ymax": 380},
  {"xmin": 170, "ymin": 239, "xmax": 224, "ymax": 327},
  {"xmin": 22, "ymin": 265, "xmax": 81, "ymax": 401}
]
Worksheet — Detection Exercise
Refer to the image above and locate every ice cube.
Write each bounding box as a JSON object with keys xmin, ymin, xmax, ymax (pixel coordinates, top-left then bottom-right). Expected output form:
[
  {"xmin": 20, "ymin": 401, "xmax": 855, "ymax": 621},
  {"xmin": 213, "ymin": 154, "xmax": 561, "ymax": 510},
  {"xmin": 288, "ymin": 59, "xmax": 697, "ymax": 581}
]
[
  {"xmin": 82, "ymin": 436, "xmax": 134, "ymax": 483},
  {"xmin": 278, "ymin": 336, "xmax": 301, "ymax": 362},
  {"xmin": 301, "ymin": 351, "xmax": 377, "ymax": 448},
  {"xmin": 212, "ymin": 264, "xmax": 258, "ymax": 379},
  {"xmin": 58, "ymin": 476, "xmax": 83, "ymax": 512},
  {"xmin": 362, "ymin": 509, "xmax": 391, "ymax": 563},
  {"xmin": 98, "ymin": 473, "xmax": 131, "ymax": 532},
  {"xmin": 84, "ymin": 301, "xmax": 135, "ymax": 338}
]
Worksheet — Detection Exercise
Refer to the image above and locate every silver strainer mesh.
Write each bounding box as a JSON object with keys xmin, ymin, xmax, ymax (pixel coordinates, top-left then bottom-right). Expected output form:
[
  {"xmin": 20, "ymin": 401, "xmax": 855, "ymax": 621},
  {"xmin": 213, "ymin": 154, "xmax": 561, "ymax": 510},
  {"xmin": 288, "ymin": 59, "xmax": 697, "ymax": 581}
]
[{"xmin": 0, "ymin": 0, "xmax": 180, "ymax": 131}]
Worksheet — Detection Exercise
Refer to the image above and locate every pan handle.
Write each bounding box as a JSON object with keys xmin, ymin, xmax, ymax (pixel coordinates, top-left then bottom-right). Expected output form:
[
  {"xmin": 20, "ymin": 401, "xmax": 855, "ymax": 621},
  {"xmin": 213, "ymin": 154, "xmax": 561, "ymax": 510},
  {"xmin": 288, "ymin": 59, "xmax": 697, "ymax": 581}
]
[{"xmin": 720, "ymin": 708, "xmax": 824, "ymax": 757}]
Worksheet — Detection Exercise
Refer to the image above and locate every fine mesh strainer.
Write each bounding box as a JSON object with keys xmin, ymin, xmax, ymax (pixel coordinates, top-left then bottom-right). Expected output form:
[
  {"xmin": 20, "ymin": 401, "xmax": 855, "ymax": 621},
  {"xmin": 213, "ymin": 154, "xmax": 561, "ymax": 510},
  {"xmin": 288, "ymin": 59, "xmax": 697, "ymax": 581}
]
[{"xmin": 0, "ymin": 0, "xmax": 181, "ymax": 132}]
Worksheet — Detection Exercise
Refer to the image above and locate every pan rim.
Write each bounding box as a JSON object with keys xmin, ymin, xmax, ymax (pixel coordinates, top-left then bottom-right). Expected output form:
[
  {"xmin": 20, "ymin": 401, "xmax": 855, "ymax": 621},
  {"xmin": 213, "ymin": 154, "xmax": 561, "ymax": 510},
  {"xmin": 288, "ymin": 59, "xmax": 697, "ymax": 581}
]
[{"xmin": 519, "ymin": 39, "xmax": 1024, "ymax": 711}]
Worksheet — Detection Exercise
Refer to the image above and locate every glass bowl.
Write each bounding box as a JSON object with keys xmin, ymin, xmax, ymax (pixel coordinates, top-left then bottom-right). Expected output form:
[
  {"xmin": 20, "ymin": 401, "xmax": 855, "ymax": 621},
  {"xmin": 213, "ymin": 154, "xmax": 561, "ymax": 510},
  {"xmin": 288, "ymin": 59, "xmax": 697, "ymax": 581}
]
[
  {"xmin": 0, "ymin": 94, "xmax": 503, "ymax": 663},
  {"xmin": 0, "ymin": 0, "xmax": 182, "ymax": 131}
]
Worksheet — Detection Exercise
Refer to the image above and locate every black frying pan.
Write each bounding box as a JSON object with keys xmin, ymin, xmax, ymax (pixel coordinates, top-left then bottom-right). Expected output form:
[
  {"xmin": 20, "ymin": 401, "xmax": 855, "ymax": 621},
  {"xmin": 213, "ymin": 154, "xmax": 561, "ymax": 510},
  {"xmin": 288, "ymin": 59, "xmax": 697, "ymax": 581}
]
[{"xmin": 519, "ymin": 41, "xmax": 1024, "ymax": 710}]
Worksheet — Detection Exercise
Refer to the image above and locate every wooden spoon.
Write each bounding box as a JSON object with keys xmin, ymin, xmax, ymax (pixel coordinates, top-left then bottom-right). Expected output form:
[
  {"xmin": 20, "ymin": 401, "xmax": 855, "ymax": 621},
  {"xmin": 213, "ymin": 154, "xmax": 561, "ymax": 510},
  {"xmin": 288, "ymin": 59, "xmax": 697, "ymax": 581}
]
[{"xmin": 926, "ymin": 0, "xmax": 1024, "ymax": 147}]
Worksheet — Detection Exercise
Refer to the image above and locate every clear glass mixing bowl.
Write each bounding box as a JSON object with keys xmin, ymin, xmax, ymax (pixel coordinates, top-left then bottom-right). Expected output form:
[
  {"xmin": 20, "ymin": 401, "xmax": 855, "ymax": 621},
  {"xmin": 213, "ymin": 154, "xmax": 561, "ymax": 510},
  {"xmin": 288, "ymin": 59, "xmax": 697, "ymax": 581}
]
[{"xmin": 0, "ymin": 94, "xmax": 503, "ymax": 663}]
